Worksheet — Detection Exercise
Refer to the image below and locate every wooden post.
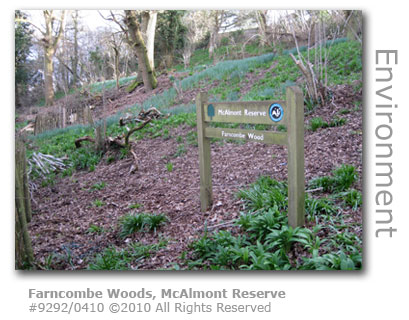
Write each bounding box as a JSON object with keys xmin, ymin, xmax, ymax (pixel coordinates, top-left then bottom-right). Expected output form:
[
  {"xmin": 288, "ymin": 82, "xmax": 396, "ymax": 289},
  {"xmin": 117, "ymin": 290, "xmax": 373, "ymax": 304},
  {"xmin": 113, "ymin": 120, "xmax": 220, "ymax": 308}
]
[
  {"xmin": 286, "ymin": 86, "xmax": 305, "ymax": 227},
  {"xmin": 196, "ymin": 92, "xmax": 213, "ymax": 211},
  {"xmin": 61, "ymin": 105, "xmax": 66, "ymax": 128},
  {"xmin": 15, "ymin": 139, "xmax": 34, "ymax": 268},
  {"xmin": 21, "ymin": 147, "xmax": 32, "ymax": 223}
]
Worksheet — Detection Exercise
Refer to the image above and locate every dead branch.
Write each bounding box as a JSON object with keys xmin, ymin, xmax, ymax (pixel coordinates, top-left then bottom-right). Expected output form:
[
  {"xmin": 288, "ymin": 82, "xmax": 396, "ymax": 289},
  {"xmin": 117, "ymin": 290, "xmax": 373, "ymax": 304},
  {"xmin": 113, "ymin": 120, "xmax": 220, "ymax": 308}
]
[
  {"xmin": 74, "ymin": 106, "xmax": 165, "ymax": 174},
  {"xmin": 119, "ymin": 107, "xmax": 164, "ymax": 126},
  {"xmin": 305, "ymin": 187, "xmax": 324, "ymax": 193},
  {"xmin": 124, "ymin": 117, "xmax": 152, "ymax": 147},
  {"xmin": 18, "ymin": 122, "xmax": 35, "ymax": 134},
  {"xmin": 129, "ymin": 149, "xmax": 138, "ymax": 174},
  {"xmin": 75, "ymin": 136, "xmax": 95, "ymax": 148}
]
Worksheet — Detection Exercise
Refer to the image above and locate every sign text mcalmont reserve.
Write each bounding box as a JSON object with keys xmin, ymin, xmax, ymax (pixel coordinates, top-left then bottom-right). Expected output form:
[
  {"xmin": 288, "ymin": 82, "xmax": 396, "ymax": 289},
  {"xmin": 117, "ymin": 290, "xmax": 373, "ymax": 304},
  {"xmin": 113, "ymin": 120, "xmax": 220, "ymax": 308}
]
[
  {"xmin": 161, "ymin": 288, "xmax": 286, "ymax": 299},
  {"xmin": 375, "ymin": 50, "xmax": 398, "ymax": 237}
]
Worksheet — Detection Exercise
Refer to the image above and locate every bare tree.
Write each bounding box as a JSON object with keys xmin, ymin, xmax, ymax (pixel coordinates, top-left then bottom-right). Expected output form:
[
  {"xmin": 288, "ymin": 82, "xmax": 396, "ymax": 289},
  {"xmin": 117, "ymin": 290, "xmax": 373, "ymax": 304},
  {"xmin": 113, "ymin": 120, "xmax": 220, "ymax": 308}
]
[
  {"xmin": 182, "ymin": 11, "xmax": 210, "ymax": 68},
  {"xmin": 255, "ymin": 10, "xmax": 269, "ymax": 47},
  {"xmin": 104, "ymin": 10, "xmax": 157, "ymax": 91},
  {"xmin": 289, "ymin": 11, "xmax": 341, "ymax": 106},
  {"xmin": 40, "ymin": 10, "xmax": 65, "ymax": 106},
  {"xmin": 109, "ymin": 32, "xmax": 123, "ymax": 90},
  {"xmin": 71, "ymin": 10, "xmax": 80, "ymax": 87},
  {"xmin": 208, "ymin": 10, "xmax": 223, "ymax": 58}
]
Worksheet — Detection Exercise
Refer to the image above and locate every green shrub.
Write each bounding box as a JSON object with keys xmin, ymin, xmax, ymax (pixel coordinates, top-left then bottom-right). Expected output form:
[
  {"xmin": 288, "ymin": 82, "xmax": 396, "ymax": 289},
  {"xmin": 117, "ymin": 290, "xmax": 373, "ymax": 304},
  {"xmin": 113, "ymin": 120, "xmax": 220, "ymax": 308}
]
[
  {"xmin": 119, "ymin": 213, "xmax": 168, "ymax": 238},
  {"xmin": 237, "ymin": 176, "xmax": 287, "ymax": 211},
  {"xmin": 238, "ymin": 207, "xmax": 287, "ymax": 241},
  {"xmin": 305, "ymin": 196, "xmax": 338, "ymax": 221},
  {"xmin": 309, "ymin": 164, "xmax": 358, "ymax": 192},
  {"xmin": 88, "ymin": 241, "xmax": 167, "ymax": 270},
  {"xmin": 332, "ymin": 164, "xmax": 358, "ymax": 191},
  {"xmin": 337, "ymin": 189, "xmax": 362, "ymax": 210},
  {"xmin": 88, "ymin": 247, "xmax": 130, "ymax": 270},
  {"xmin": 329, "ymin": 117, "xmax": 346, "ymax": 127},
  {"xmin": 309, "ymin": 117, "xmax": 329, "ymax": 131}
]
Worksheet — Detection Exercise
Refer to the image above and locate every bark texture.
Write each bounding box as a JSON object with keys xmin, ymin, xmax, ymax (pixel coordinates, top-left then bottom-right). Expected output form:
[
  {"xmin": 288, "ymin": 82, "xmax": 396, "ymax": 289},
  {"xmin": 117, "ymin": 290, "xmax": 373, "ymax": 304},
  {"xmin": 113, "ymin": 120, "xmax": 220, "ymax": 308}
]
[{"xmin": 124, "ymin": 10, "xmax": 157, "ymax": 91}]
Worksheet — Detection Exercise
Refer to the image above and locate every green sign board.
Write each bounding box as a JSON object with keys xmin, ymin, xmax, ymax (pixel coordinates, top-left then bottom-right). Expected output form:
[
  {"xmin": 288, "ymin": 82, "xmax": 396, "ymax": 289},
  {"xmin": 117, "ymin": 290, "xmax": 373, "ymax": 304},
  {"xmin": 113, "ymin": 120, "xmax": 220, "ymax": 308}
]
[
  {"xmin": 204, "ymin": 101, "xmax": 287, "ymax": 125},
  {"xmin": 196, "ymin": 86, "xmax": 305, "ymax": 228}
]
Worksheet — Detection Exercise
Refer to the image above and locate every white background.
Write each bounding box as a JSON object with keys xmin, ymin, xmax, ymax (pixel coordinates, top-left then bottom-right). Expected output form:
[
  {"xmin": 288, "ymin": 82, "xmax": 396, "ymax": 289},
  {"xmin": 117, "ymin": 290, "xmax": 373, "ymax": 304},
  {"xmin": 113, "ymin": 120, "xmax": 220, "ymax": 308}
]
[{"xmin": 2, "ymin": 1, "xmax": 408, "ymax": 319}]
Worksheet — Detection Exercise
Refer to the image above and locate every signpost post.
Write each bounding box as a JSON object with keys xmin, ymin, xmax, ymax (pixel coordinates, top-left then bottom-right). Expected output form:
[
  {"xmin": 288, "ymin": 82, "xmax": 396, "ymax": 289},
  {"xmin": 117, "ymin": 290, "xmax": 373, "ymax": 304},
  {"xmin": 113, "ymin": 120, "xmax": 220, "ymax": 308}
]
[{"xmin": 196, "ymin": 86, "xmax": 305, "ymax": 227}]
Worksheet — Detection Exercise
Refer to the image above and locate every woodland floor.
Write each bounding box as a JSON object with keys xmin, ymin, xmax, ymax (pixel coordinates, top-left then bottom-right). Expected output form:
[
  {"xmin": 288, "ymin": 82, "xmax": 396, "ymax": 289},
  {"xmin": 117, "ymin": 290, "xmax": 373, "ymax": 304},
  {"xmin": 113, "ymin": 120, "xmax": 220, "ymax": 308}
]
[{"xmin": 27, "ymin": 82, "xmax": 363, "ymax": 270}]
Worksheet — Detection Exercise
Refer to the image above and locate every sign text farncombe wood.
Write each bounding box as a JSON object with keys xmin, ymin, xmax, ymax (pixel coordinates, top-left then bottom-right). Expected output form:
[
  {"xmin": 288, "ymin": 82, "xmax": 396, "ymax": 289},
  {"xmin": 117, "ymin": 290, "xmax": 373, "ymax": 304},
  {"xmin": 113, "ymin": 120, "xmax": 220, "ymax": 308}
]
[{"xmin": 196, "ymin": 86, "xmax": 305, "ymax": 227}]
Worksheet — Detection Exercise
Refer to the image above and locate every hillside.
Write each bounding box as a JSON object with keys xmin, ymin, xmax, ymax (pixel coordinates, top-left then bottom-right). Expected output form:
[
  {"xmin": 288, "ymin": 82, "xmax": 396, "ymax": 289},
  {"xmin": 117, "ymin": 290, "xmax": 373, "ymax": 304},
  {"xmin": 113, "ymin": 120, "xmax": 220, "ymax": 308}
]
[{"xmin": 21, "ymin": 39, "xmax": 363, "ymax": 270}]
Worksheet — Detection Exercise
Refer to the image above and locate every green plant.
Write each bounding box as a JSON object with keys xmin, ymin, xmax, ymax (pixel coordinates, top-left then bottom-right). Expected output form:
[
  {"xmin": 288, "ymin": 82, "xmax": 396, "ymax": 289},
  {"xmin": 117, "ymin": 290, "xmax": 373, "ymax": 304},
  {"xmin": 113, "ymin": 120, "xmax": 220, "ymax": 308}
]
[
  {"xmin": 186, "ymin": 131, "xmax": 198, "ymax": 146},
  {"xmin": 40, "ymin": 172, "xmax": 57, "ymax": 187},
  {"xmin": 242, "ymin": 207, "xmax": 287, "ymax": 241},
  {"xmin": 173, "ymin": 144, "xmax": 186, "ymax": 158},
  {"xmin": 337, "ymin": 189, "xmax": 362, "ymax": 210},
  {"xmin": 118, "ymin": 213, "xmax": 168, "ymax": 238},
  {"xmin": 277, "ymin": 124, "xmax": 287, "ymax": 132},
  {"xmin": 309, "ymin": 164, "xmax": 358, "ymax": 193},
  {"xmin": 166, "ymin": 162, "xmax": 173, "ymax": 172},
  {"xmin": 119, "ymin": 148, "xmax": 129, "ymax": 159},
  {"xmin": 329, "ymin": 117, "xmax": 346, "ymax": 127},
  {"xmin": 299, "ymin": 250, "xmax": 361, "ymax": 270},
  {"xmin": 265, "ymin": 226, "xmax": 310, "ymax": 253},
  {"xmin": 88, "ymin": 240, "xmax": 168, "ymax": 270},
  {"xmin": 309, "ymin": 117, "xmax": 329, "ymax": 131},
  {"xmin": 87, "ymin": 224, "xmax": 105, "ymax": 234},
  {"xmin": 339, "ymin": 108, "xmax": 351, "ymax": 115},
  {"xmin": 237, "ymin": 176, "xmax": 288, "ymax": 211},
  {"xmin": 148, "ymin": 214, "xmax": 169, "ymax": 233},
  {"xmin": 106, "ymin": 155, "xmax": 115, "ymax": 164},
  {"xmin": 90, "ymin": 181, "xmax": 106, "ymax": 191},
  {"xmin": 332, "ymin": 164, "xmax": 358, "ymax": 191},
  {"xmin": 305, "ymin": 196, "xmax": 338, "ymax": 221},
  {"xmin": 88, "ymin": 247, "xmax": 131, "ymax": 270},
  {"xmin": 92, "ymin": 199, "xmax": 105, "ymax": 207},
  {"xmin": 128, "ymin": 203, "xmax": 142, "ymax": 209},
  {"xmin": 185, "ymin": 161, "xmax": 361, "ymax": 270}
]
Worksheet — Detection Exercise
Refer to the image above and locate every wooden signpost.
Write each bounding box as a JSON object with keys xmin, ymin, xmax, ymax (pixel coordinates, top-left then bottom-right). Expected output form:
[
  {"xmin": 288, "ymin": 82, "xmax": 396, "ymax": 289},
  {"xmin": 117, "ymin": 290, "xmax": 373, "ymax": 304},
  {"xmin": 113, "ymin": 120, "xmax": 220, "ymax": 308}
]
[{"xmin": 196, "ymin": 86, "xmax": 305, "ymax": 227}]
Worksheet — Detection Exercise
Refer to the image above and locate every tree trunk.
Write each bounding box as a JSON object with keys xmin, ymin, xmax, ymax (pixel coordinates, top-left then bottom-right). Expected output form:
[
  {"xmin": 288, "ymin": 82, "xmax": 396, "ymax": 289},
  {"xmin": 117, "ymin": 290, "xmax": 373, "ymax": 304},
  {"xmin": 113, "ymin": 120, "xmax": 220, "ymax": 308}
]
[
  {"xmin": 15, "ymin": 84, "xmax": 21, "ymax": 107},
  {"xmin": 72, "ymin": 10, "xmax": 79, "ymax": 87},
  {"xmin": 44, "ymin": 46, "xmax": 55, "ymax": 106},
  {"xmin": 256, "ymin": 10, "xmax": 268, "ymax": 47},
  {"xmin": 42, "ymin": 10, "xmax": 65, "ymax": 106},
  {"xmin": 145, "ymin": 11, "xmax": 157, "ymax": 71},
  {"xmin": 15, "ymin": 139, "xmax": 34, "ymax": 269},
  {"xmin": 124, "ymin": 10, "xmax": 157, "ymax": 91},
  {"xmin": 209, "ymin": 11, "xmax": 222, "ymax": 58},
  {"xmin": 136, "ymin": 11, "xmax": 157, "ymax": 83},
  {"xmin": 113, "ymin": 47, "xmax": 120, "ymax": 90}
]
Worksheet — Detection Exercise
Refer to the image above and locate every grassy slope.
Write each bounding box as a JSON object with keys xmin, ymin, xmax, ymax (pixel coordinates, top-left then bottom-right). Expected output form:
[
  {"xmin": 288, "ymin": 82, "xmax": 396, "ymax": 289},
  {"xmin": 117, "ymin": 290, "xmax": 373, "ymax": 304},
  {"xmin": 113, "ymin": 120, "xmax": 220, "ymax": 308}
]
[{"xmin": 30, "ymin": 39, "xmax": 362, "ymax": 174}]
